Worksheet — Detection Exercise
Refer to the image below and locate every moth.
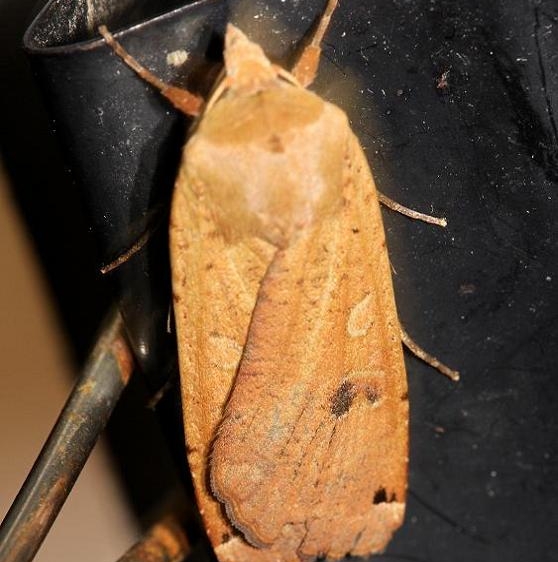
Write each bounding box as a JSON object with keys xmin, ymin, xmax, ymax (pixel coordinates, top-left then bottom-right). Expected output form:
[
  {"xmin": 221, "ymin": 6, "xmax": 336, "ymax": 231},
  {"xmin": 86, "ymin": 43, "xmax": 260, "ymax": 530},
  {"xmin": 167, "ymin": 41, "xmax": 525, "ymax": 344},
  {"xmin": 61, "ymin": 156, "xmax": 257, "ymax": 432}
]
[{"xmin": 100, "ymin": 1, "xmax": 458, "ymax": 560}]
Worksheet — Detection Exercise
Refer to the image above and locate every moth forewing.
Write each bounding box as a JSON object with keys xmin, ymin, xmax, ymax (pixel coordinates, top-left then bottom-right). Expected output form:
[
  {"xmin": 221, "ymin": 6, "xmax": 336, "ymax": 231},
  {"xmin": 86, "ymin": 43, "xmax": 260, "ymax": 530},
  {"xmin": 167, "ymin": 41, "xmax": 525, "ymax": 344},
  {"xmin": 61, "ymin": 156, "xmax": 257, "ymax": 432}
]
[
  {"xmin": 209, "ymin": 125, "xmax": 408, "ymax": 559},
  {"xmin": 170, "ymin": 174, "xmax": 279, "ymax": 561}
]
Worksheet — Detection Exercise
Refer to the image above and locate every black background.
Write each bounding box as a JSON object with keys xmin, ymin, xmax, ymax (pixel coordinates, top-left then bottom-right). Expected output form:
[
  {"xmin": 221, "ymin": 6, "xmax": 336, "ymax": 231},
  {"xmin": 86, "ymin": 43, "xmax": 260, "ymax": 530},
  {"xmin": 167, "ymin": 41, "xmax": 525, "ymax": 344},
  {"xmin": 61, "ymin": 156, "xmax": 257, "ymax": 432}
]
[{"xmin": 2, "ymin": 0, "xmax": 557, "ymax": 560}]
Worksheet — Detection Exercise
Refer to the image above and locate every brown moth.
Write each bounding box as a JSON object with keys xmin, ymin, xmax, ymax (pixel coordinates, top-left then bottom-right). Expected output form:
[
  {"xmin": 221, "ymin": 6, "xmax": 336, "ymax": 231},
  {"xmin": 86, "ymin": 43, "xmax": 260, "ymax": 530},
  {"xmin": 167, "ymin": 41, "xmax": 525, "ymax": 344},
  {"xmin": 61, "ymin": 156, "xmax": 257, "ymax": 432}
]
[{"xmin": 100, "ymin": 1, "xmax": 458, "ymax": 560}]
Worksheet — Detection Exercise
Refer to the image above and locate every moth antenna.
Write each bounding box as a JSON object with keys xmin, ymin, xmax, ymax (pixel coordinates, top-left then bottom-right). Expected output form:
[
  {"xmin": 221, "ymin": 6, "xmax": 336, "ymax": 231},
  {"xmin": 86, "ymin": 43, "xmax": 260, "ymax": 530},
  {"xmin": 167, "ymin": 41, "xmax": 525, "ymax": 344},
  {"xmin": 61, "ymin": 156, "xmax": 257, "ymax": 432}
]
[
  {"xmin": 275, "ymin": 66, "xmax": 302, "ymax": 87},
  {"xmin": 99, "ymin": 25, "xmax": 203, "ymax": 117},
  {"xmin": 204, "ymin": 75, "xmax": 230, "ymax": 112},
  {"xmin": 378, "ymin": 192, "xmax": 447, "ymax": 227},
  {"xmin": 400, "ymin": 327, "xmax": 460, "ymax": 381},
  {"xmin": 291, "ymin": 0, "xmax": 339, "ymax": 87}
]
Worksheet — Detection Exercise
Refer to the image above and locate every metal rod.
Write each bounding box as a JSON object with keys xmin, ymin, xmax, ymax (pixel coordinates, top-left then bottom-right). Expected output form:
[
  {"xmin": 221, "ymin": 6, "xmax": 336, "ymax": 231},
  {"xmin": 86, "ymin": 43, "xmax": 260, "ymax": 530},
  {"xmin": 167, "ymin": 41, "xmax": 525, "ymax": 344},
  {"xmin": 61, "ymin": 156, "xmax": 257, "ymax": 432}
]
[
  {"xmin": 116, "ymin": 515, "xmax": 191, "ymax": 562},
  {"xmin": 0, "ymin": 309, "xmax": 134, "ymax": 562}
]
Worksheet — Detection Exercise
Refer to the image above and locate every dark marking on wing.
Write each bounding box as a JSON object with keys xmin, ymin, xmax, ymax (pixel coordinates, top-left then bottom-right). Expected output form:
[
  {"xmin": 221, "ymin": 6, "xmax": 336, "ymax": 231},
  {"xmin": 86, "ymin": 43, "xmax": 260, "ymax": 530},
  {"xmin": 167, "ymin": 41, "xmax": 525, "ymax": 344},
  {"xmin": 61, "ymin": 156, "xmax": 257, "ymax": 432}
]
[
  {"xmin": 331, "ymin": 381, "xmax": 357, "ymax": 418},
  {"xmin": 364, "ymin": 384, "xmax": 381, "ymax": 404},
  {"xmin": 373, "ymin": 487, "xmax": 388, "ymax": 504},
  {"xmin": 267, "ymin": 133, "xmax": 285, "ymax": 153},
  {"xmin": 373, "ymin": 487, "xmax": 398, "ymax": 504}
]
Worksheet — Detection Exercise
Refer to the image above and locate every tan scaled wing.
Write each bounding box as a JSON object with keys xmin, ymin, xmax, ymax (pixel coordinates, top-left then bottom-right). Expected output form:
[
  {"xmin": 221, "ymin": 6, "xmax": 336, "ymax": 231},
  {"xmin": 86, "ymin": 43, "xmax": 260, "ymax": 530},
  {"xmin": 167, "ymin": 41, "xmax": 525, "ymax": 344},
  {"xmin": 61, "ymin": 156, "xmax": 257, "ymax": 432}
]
[
  {"xmin": 210, "ymin": 131, "xmax": 409, "ymax": 560},
  {"xmin": 170, "ymin": 159, "xmax": 293, "ymax": 562}
]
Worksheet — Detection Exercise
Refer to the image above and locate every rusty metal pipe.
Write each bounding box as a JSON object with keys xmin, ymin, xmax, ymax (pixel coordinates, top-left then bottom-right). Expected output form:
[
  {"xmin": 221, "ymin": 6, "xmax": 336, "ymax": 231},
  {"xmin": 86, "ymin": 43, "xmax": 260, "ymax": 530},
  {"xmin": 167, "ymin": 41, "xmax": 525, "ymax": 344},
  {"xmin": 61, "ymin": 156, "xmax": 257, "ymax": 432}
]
[
  {"xmin": 116, "ymin": 515, "xmax": 191, "ymax": 562},
  {"xmin": 0, "ymin": 309, "xmax": 134, "ymax": 562}
]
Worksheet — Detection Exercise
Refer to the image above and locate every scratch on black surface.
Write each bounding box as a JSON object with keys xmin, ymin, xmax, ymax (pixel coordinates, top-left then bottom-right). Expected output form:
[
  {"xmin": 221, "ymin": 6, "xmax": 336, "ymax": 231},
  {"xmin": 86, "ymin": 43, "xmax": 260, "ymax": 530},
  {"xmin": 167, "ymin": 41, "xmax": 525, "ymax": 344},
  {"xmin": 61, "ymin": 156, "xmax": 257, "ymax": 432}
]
[
  {"xmin": 491, "ymin": 310, "xmax": 558, "ymax": 369},
  {"xmin": 489, "ymin": 29, "xmax": 558, "ymax": 182},
  {"xmin": 409, "ymin": 490, "xmax": 490, "ymax": 545},
  {"xmin": 372, "ymin": 554, "xmax": 431, "ymax": 562},
  {"xmin": 321, "ymin": 42, "xmax": 345, "ymax": 76},
  {"xmin": 534, "ymin": 7, "xmax": 558, "ymax": 146}
]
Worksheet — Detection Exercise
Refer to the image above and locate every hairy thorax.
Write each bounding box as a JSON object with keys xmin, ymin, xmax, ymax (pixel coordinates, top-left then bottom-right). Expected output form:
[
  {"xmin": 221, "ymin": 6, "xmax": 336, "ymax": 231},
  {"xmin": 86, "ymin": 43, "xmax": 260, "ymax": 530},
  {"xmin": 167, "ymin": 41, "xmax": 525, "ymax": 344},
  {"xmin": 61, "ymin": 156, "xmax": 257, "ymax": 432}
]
[{"xmin": 184, "ymin": 84, "xmax": 350, "ymax": 247}]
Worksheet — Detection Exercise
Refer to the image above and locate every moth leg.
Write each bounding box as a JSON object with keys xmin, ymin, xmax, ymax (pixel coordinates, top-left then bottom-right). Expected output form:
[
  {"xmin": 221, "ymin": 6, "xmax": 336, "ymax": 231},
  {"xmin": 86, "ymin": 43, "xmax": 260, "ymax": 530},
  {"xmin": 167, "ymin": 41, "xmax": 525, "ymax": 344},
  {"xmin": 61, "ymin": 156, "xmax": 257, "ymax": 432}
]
[
  {"xmin": 100, "ymin": 231, "xmax": 150, "ymax": 274},
  {"xmin": 99, "ymin": 204, "xmax": 168, "ymax": 273},
  {"xmin": 378, "ymin": 192, "xmax": 447, "ymax": 227},
  {"xmin": 400, "ymin": 327, "xmax": 459, "ymax": 381},
  {"xmin": 99, "ymin": 25, "xmax": 203, "ymax": 117},
  {"xmin": 291, "ymin": 0, "xmax": 338, "ymax": 87}
]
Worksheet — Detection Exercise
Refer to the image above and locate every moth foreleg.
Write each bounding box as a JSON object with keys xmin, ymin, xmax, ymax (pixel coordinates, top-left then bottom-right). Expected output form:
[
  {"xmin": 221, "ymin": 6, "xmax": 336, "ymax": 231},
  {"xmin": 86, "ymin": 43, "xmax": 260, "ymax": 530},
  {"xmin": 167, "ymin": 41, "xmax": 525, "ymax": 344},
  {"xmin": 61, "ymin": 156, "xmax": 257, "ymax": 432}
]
[
  {"xmin": 378, "ymin": 192, "xmax": 447, "ymax": 227},
  {"xmin": 100, "ymin": 231, "xmax": 151, "ymax": 274},
  {"xmin": 99, "ymin": 25, "xmax": 203, "ymax": 117},
  {"xmin": 400, "ymin": 326, "xmax": 459, "ymax": 381},
  {"xmin": 291, "ymin": 0, "xmax": 338, "ymax": 87}
]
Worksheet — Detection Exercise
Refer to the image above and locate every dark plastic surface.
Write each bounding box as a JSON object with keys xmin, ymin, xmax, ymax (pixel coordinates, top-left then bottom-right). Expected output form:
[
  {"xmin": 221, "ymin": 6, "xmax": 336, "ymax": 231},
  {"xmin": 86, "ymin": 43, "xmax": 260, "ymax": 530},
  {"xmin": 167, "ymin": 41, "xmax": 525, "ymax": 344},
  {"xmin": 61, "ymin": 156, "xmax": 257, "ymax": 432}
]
[
  {"xmin": 24, "ymin": 0, "xmax": 230, "ymax": 391},
  {"xmin": 11, "ymin": 0, "xmax": 558, "ymax": 560}
]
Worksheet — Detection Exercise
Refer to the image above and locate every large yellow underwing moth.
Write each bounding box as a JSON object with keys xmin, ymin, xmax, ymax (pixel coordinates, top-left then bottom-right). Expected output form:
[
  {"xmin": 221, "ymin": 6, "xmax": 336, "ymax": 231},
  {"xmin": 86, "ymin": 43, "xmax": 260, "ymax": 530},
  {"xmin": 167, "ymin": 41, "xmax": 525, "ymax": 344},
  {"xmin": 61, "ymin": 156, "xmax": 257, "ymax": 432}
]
[{"xmin": 100, "ymin": 1, "xmax": 458, "ymax": 560}]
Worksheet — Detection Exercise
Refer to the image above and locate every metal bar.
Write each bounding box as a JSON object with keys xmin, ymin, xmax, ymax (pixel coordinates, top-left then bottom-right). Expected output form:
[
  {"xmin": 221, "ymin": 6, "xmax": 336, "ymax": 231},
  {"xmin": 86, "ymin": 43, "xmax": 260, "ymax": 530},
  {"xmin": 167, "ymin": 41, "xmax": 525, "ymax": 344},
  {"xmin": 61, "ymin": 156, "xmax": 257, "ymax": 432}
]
[
  {"xmin": 116, "ymin": 515, "xmax": 191, "ymax": 562},
  {"xmin": 0, "ymin": 309, "xmax": 134, "ymax": 562}
]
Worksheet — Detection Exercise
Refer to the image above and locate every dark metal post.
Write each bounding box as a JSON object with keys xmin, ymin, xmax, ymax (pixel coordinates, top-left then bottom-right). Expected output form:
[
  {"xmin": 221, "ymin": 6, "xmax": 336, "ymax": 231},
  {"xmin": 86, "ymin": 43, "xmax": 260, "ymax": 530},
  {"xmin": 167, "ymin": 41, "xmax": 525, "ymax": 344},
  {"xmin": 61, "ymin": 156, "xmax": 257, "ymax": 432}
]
[{"xmin": 0, "ymin": 310, "xmax": 134, "ymax": 562}]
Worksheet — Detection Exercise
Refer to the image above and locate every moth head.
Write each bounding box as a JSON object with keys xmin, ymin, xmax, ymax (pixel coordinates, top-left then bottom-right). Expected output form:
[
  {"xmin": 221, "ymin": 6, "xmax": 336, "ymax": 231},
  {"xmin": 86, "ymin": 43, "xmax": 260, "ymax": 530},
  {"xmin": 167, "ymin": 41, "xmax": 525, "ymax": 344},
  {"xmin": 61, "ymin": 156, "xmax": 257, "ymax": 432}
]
[{"xmin": 224, "ymin": 24, "xmax": 278, "ymax": 94}]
